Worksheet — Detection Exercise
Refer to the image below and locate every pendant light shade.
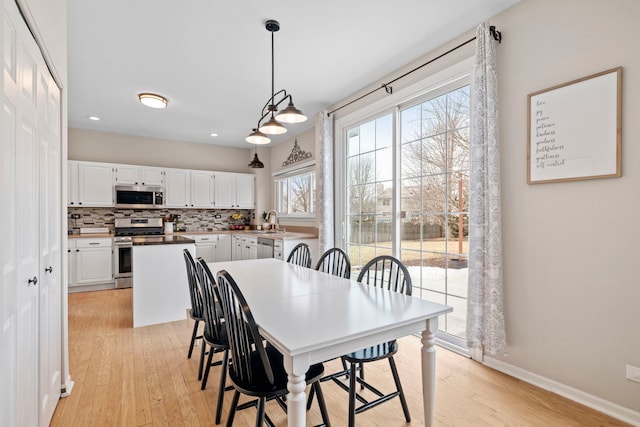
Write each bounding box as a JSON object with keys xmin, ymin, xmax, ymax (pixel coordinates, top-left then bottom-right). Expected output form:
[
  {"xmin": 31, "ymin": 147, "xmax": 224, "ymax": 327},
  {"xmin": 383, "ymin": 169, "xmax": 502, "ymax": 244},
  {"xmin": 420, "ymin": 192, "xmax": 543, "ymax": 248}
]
[
  {"xmin": 246, "ymin": 19, "xmax": 305, "ymax": 144},
  {"xmin": 248, "ymin": 148, "xmax": 265, "ymax": 168},
  {"xmin": 246, "ymin": 128, "xmax": 271, "ymax": 145},
  {"xmin": 275, "ymin": 101, "xmax": 307, "ymax": 124},
  {"xmin": 258, "ymin": 115, "xmax": 288, "ymax": 135}
]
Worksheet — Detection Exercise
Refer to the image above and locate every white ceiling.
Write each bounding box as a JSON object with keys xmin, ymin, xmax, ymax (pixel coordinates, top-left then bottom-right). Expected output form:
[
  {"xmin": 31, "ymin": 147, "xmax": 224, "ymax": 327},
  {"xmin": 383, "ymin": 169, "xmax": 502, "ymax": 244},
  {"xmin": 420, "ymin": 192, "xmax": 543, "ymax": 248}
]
[{"xmin": 68, "ymin": 0, "xmax": 520, "ymax": 148}]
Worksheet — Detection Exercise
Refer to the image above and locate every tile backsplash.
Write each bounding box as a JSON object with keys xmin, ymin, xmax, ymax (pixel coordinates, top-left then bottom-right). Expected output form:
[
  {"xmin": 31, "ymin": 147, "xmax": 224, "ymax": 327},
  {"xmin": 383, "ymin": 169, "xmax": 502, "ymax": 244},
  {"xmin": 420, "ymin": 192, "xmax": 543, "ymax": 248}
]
[{"xmin": 68, "ymin": 207, "xmax": 254, "ymax": 234}]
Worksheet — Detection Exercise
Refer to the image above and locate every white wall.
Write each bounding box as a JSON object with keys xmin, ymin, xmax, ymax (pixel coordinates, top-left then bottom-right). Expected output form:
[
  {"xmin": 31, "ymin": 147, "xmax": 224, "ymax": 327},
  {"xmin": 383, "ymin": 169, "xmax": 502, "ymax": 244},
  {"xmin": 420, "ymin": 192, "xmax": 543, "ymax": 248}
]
[
  {"xmin": 490, "ymin": 0, "xmax": 640, "ymax": 413},
  {"xmin": 326, "ymin": 0, "xmax": 640, "ymax": 417}
]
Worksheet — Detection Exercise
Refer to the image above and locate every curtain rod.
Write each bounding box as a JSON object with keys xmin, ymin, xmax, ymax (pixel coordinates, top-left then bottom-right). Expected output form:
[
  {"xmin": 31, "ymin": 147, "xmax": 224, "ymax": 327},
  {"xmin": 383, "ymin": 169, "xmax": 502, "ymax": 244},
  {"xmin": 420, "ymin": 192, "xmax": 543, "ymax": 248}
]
[{"xmin": 327, "ymin": 26, "xmax": 502, "ymax": 117}]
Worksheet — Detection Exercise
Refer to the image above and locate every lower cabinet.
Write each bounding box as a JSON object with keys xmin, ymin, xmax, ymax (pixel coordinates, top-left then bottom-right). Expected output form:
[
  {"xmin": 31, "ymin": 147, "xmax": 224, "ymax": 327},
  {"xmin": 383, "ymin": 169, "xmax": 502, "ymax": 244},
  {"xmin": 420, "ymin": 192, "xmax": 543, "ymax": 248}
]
[
  {"xmin": 191, "ymin": 234, "xmax": 233, "ymax": 263},
  {"xmin": 68, "ymin": 238, "xmax": 113, "ymax": 289}
]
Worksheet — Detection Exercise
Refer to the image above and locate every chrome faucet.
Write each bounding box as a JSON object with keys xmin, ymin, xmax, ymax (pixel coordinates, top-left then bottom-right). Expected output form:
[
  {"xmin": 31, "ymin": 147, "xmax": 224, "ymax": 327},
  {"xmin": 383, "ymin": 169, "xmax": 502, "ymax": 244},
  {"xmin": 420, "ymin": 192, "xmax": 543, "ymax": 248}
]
[{"xmin": 266, "ymin": 209, "xmax": 279, "ymax": 230}]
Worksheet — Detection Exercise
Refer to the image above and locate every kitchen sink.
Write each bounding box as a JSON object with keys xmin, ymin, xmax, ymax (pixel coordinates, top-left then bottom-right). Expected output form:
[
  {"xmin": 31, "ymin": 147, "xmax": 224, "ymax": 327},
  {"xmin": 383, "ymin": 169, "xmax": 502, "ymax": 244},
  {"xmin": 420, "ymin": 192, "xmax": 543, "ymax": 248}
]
[{"xmin": 249, "ymin": 230, "xmax": 284, "ymax": 235}]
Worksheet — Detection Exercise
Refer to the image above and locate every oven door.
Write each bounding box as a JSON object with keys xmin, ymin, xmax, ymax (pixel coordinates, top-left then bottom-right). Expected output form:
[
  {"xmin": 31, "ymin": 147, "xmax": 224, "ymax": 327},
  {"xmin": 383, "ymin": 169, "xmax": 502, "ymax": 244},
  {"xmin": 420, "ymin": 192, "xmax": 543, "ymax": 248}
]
[{"xmin": 114, "ymin": 243, "xmax": 132, "ymax": 288}]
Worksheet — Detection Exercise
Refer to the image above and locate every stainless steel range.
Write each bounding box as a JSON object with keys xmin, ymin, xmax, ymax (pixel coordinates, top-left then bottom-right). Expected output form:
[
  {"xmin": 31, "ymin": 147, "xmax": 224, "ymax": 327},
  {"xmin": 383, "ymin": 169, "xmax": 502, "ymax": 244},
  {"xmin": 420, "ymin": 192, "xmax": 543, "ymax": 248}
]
[{"xmin": 113, "ymin": 217, "xmax": 164, "ymax": 288}]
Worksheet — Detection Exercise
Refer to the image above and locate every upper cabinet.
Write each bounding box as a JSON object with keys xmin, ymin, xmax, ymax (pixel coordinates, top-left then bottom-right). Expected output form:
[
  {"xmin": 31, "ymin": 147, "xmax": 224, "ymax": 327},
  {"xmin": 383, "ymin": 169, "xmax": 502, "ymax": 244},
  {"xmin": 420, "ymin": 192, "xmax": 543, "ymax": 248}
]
[
  {"xmin": 190, "ymin": 171, "xmax": 215, "ymax": 208},
  {"xmin": 68, "ymin": 161, "xmax": 254, "ymax": 210},
  {"xmin": 113, "ymin": 165, "xmax": 164, "ymax": 186},
  {"xmin": 68, "ymin": 161, "xmax": 113, "ymax": 207},
  {"xmin": 214, "ymin": 172, "xmax": 255, "ymax": 209},
  {"xmin": 164, "ymin": 168, "xmax": 191, "ymax": 208}
]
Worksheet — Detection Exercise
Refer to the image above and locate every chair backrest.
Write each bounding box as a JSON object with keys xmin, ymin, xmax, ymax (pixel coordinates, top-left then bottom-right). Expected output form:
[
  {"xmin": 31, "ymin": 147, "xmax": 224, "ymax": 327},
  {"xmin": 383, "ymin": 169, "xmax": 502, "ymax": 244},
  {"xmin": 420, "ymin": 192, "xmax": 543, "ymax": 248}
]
[
  {"xmin": 356, "ymin": 255, "xmax": 412, "ymax": 295},
  {"xmin": 315, "ymin": 247, "xmax": 351, "ymax": 279},
  {"xmin": 196, "ymin": 259, "xmax": 226, "ymax": 344},
  {"xmin": 286, "ymin": 243, "xmax": 312, "ymax": 268},
  {"xmin": 183, "ymin": 249, "xmax": 203, "ymax": 318},
  {"xmin": 216, "ymin": 270, "xmax": 275, "ymax": 385}
]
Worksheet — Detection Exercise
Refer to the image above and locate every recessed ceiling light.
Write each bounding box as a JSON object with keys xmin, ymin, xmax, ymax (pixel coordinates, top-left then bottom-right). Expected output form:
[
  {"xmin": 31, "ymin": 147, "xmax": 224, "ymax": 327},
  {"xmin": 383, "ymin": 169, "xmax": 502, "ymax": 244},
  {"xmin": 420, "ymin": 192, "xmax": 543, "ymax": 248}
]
[
  {"xmin": 210, "ymin": 133, "xmax": 218, "ymax": 137},
  {"xmin": 87, "ymin": 116, "xmax": 100, "ymax": 121},
  {"xmin": 138, "ymin": 93, "xmax": 168, "ymax": 109}
]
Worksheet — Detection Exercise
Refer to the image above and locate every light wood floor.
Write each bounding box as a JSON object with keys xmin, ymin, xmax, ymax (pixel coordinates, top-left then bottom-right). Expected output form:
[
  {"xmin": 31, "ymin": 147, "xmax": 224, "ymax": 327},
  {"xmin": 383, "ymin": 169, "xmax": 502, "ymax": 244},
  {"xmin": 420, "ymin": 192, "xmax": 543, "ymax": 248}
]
[{"xmin": 52, "ymin": 289, "xmax": 630, "ymax": 426}]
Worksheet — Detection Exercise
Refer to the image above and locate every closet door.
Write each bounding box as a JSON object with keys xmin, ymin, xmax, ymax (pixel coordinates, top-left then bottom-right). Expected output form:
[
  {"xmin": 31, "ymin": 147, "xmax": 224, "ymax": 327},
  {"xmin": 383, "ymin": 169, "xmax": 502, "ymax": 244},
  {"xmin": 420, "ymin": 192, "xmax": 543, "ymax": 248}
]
[
  {"xmin": 1, "ymin": 3, "xmax": 21, "ymax": 425},
  {"xmin": 38, "ymin": 59, "xmax": 62, "ymax": 424},
  {"xmin": 13, "ymin": 2, "xmax": 41, "ymax": 424},
  {"xmin": 1, "ymin": 1, "xmax": 62, "ymax": 425}
]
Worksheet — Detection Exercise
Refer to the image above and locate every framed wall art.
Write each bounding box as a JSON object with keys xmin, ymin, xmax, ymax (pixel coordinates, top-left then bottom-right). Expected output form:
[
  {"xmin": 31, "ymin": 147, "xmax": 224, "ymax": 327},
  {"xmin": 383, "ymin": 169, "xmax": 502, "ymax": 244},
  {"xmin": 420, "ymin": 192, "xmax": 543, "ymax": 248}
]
[{"xmin": 527, "ymin": 67, "xmax": 622, "ymax": 184}]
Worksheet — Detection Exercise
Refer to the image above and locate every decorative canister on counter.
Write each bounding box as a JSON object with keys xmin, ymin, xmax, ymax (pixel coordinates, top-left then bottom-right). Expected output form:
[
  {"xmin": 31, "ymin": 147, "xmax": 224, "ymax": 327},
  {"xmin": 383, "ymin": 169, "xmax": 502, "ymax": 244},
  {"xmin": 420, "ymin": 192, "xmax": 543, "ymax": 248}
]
[{"xmin": 164, "ymin": 222, "xmax": 174, "ymax": 234}]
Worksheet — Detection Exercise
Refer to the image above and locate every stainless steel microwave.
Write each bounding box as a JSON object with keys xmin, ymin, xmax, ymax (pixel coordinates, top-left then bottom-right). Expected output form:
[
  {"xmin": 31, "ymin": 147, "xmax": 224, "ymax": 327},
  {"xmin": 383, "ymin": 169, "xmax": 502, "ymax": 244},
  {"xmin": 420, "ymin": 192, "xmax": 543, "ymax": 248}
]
[{"xmin": 114, "ymin": 185, "xmax": 164, "ymax": 209}]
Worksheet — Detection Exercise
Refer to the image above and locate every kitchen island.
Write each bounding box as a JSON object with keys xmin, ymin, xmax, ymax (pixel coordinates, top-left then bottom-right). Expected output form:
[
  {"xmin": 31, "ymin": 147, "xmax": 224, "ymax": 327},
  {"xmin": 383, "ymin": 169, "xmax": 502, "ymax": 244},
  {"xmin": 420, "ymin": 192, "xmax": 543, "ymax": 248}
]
[{"xmin": 132, "ymin": 235, "xmax": 195, "ymax": 327}]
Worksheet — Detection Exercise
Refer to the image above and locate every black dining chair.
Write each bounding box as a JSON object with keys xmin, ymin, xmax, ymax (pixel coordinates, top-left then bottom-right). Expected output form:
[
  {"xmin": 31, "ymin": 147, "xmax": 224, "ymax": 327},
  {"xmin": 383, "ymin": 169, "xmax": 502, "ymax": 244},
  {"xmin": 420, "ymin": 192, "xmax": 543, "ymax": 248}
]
[
  {"xmin": 334, "ymin": 255, "xmax": 413, "ymax": 427},
  {"xmin": 195, "ymin": 259, "xmax": 231, "ymax": 425},
  {"xmin": 286, "ymin": 242, "xmax": 312, "ymax": 268},
  {"xmin": 314, "ymin": 247, "xmax": 351, "ymax": 279},
  {"xmin": 215, "ymin": 270, "xmax": 331, "ymax": 427},
  {"xmin": 183, "ymin": 250, "xmax": 205, "ymax": 367}
]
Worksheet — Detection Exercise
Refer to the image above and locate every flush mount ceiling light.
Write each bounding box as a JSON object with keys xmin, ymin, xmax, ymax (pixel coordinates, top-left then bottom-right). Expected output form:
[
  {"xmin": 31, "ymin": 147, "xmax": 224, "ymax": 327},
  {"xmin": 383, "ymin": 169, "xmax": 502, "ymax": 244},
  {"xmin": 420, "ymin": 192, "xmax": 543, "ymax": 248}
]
[
  {"xmin": 87, "ymin": 116, "xmax": 100, "ymax": 121},
  {"xmin": 138, "ymin": 93, "xmax": 168, "ymax": 109},
  {"xmin": 246, "ymin": 19, "xmax": 307, "ymax": 145}
]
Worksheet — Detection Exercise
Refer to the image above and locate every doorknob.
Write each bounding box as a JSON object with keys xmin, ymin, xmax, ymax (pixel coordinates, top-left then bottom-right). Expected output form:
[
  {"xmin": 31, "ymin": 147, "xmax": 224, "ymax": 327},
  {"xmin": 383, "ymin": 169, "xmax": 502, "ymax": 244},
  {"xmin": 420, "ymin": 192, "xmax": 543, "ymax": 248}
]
[
  {"xmin": 45, "ymin": 266, "xmax": 53, "ymax": 273},
  {"xmin": 28, "ymin": 276, "xmax": 38, "ymax": 285}
]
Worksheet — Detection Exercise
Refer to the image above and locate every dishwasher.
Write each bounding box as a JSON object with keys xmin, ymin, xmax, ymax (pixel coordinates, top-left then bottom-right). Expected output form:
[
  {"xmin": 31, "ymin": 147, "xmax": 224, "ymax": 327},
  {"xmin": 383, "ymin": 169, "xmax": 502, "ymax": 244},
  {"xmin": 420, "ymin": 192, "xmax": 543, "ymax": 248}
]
[{"xmin": 257, "ymin": 237, "xmax": 274, "ymax": 259}]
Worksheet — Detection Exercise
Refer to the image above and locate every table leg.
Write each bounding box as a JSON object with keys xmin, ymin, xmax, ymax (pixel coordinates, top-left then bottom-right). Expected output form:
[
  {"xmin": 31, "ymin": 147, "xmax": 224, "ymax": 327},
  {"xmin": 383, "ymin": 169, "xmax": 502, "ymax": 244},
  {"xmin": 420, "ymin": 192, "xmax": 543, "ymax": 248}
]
[
  {"xmin": 421, "ymin": 317, "xmax": 438, "ymax": 427},
  {"xmin": 283, "ymin": 354, "xmax": 309, "ymax": 427}
]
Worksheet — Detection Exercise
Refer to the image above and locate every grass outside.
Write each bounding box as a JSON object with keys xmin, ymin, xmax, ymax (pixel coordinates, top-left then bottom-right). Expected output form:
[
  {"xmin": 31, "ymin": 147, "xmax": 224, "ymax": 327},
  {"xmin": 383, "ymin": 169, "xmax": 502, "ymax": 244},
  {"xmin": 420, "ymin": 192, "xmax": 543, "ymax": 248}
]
[{"xmin": 348, "ymin": 238, "xmax": 468, "ymax": 269}]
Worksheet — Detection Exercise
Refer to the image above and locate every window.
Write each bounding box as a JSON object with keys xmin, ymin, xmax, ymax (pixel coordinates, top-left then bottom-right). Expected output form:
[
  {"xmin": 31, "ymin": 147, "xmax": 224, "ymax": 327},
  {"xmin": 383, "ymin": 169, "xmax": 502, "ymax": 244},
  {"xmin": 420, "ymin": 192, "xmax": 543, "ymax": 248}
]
[
  {"xmin": 339, "ymin": 70, "xmax": 471, "ymax": 351},
  {"xmin": 275, "ymin": 168, "xmax": 316, "ymax": 218}
]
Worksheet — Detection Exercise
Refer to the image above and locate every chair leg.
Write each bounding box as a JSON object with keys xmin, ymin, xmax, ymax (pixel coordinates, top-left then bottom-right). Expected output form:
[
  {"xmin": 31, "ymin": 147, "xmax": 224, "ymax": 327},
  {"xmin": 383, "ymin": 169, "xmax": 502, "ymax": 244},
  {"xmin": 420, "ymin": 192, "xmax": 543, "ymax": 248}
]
[
  {"xmin": 348, "ymin": 362, "xmax": 357, "ymax": 427},
  {"xmin": 388, "ymin": 356, "xmax": 411, "ymax": 422},
  {"xmin": 226, "ymin": 390, "xmax": 240, "ymax": 427},
  {"xmin": 187, "ymin": 319, "xmax": 199, "ymax": 358},
  {"xmin": 306, "ymin": 383, "xmax": 315, "ymax": 410},
  {"xmin": 359, "ymin": 362, "xmax": 365, "ymax": 390},
  {"xmin": 313, "ymin": 382, "xmax": 331, "ymax": 427},
  {"xmin": 198, "ymin": 341, "xmax": 207, "ymax": 381},
  {"xmin": 201, "ymin": 347, "xmax": 215, "ymax": 390},
  {"xmin": 215, "ymin": 349, "xmax": 229, "ymax": 425},
  {"xmin": 255, "ymin": 397, "xmax": 266, "ymax": 427}
]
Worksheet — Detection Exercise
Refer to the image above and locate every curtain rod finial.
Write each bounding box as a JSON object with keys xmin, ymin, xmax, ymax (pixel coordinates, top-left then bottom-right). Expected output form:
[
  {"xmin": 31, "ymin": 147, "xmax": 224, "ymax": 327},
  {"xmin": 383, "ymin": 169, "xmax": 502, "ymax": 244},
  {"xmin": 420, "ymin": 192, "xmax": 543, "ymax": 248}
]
[{"xmin": 489, "ymin": 25, "xmax": 502, "ymax": 43}]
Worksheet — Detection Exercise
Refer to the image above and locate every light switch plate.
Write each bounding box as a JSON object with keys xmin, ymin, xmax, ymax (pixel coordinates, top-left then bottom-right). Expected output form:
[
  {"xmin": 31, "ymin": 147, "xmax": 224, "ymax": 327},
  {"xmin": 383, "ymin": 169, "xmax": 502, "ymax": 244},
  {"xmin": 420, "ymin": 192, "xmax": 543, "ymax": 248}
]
[{"xmin": 626, "ymin": 365, "xmax": 640, "ymax": 383}]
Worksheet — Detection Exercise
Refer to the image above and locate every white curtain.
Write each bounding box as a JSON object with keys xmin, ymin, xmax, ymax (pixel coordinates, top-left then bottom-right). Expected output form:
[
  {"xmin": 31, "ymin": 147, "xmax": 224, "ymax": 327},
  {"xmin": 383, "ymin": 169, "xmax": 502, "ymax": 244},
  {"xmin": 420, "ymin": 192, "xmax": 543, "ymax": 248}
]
[
  {"xmin": 315, "ymin": 111, "xmax": 334, "ymax": 253},
  {"xmin": 466, "ymin": 22, "xmax": 506, "ymax": 360}
]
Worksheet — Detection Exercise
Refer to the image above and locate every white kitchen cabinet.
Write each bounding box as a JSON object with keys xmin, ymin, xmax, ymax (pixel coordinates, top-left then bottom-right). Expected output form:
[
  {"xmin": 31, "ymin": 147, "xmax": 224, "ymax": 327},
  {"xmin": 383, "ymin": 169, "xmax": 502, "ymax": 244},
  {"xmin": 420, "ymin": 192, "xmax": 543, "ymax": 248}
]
[
  {"xmin": 68, "ymin": 160, "xmax": 79, "ymax": 205},
  {"xmin": 214, "ymin": 172, "xmax": 255, "ymax": 209},
  {"xmin": 139, "ymin": 167, "xmax": 165, "ymax": 186},
  {"xmin": 192, "ymin": 234, "xmax": 233, "ymax": 262},
  {"xmin": 190, "ymin": 171, "xmax": 215, "ymax": 208},
  {"xmin": 74, "ymin": 162, "xmax": 114, "ymax": 207},
  {"xmin": 240, "ymin": 236, "xmax": 258, "ymax": 260},
  {"xmin": 114, "ymin": 165, "xmax": 165, "ymax": 186},
  {"xmin": 192, "ymin": 235, "xmax": 217, "ymax": 263},
  {"xmin": 232, "ymin": 235, "xmax": 242, "ymax": 261},
  {"xmin": 113, "ymin": 164, "xmax": 139, "ymax": 185},
  {"xmin": 72, "ymin": 238, "xmax": 113, "ymax": 286},
  {"xmin": 217, "ymin": 234, "xmax": 232, "ymax": 262},
  {"xmin": 165, "ymin": 168, "xmax": 191, "ymax": 208},
  {"xmin": 235, "ymin": 173, "xmax": 256, "ymax": 208}
]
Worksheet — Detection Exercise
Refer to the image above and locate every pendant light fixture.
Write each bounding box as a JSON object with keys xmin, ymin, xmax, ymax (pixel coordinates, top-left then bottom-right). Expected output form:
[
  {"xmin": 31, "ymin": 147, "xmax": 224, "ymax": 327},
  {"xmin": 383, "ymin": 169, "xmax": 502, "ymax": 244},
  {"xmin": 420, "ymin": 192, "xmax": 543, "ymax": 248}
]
[
  {"xmin": 246, "ymin": 19, "xmax": 307, "ymax": 145},
  {"xmin": 248, "ymin": 146, "xmax": 265, "ymax": 169}
]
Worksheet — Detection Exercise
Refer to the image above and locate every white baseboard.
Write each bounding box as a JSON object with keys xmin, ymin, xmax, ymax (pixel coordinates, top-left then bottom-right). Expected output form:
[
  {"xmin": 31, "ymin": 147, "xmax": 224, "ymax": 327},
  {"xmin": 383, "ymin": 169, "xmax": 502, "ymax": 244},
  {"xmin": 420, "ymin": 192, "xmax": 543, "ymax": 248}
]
[{"xmin": 483, "ymin": 356, "xmax": 640, "ymax": 427}]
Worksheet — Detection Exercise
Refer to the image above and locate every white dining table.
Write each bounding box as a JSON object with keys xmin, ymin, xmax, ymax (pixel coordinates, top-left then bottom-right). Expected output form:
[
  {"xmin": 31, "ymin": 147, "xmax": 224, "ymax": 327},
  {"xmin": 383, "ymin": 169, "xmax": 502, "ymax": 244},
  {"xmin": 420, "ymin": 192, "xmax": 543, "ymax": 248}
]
[{"xmin": 208, "ymin": 258, "xmax": 452, "ymax": 427}]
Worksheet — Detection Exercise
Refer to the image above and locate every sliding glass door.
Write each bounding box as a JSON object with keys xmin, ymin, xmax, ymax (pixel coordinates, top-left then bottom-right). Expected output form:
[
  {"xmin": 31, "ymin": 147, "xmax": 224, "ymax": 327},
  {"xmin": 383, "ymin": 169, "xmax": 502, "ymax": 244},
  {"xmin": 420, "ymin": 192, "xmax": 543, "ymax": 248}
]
[{"xmin": 342, "ymin": 82, "xmax": 470, "ymax": 350}]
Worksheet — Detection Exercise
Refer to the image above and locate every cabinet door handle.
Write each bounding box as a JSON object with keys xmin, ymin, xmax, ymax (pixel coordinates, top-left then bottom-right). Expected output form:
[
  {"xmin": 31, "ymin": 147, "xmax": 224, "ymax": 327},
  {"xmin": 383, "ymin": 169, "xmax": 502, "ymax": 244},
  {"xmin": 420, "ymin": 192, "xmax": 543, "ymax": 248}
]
[
  {"xmin": 76, "ymin": 249, "xmax": 80, "ymax": 252},
  {"xmin": 45, "ymin": 266, "xmax": 53, "ymax": 273},
  {"xmin": 89, "ymin": 242, "xmax": 100, "ymax": 245},
  {"xmin": 28, "ymin": 276, "xmax": 38, "ymax": 285},
  {"xmin": 79, "ymin": 202, "xmax": 83, "ymax": 205}
]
